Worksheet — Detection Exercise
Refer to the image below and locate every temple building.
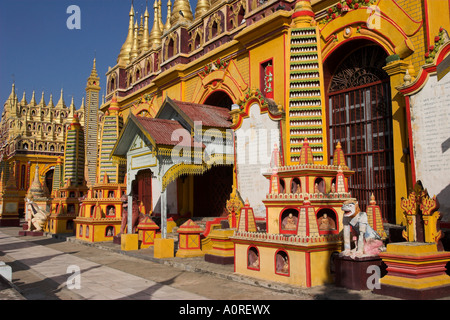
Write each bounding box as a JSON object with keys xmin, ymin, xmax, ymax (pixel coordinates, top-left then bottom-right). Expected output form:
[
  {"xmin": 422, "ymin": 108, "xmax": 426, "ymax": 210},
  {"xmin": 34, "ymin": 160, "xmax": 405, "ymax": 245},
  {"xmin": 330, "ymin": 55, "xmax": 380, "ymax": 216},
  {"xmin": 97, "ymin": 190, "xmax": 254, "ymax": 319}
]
[
  {"xmin": 0, "ymin": 82, "xmax": 84, "ymax": 225},
  {"xmin": 102, "ymin": 0, "xmax": 450, "ymax": 231}
]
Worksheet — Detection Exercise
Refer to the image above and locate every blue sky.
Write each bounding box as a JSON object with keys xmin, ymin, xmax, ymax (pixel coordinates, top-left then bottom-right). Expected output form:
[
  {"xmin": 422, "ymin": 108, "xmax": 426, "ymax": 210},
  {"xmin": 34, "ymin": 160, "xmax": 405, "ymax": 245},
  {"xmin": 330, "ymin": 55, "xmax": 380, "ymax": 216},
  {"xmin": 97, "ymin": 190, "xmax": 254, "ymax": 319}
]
[{"xmin": 0, "ymin": 0, "xmax": 195, "ymax": 113}]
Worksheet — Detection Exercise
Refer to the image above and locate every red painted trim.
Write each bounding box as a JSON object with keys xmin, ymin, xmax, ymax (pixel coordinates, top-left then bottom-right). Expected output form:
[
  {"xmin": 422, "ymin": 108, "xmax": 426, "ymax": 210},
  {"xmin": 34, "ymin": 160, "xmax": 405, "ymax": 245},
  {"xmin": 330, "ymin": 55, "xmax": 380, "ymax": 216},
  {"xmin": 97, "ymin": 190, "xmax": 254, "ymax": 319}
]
[
  {"xmin": 436, "ymin": 43, "xmax": 450, "ymax": 65},
  {"xmin": 247, "ymin": 246, "xmax": 261, "ymax": 271},
  {"xmin": 292, "ymin": 10, "xmax": 314, "ymax": 19},
  {"xmin": 266, "ymin": 206, "xmax": 269, "ymax": 234},
  {"xmin": 279, "ymin": 206, "xmax": 300, "ymax": 235},
  {"xmin": 322, "ymin": 36, "xmax": 391, "ymax": 62},
  {"xmin": 314, "ymin": 207, "xmax": 339, "ymax": 235},
  {"xmin": 274, "ymin": 249, "xmax": 290, "ymax": 277},
  {"xmin": 305, "ymin": 251, "xmax": 311, "ymax": 287},
  {"xmin": 260, "ymin": 57, "xmax": 274, "ymax": 97},
  {"xmin": 202, "ymin": 217, "xmax": 227, "ymax": 237},
  {"xmin": 404, "ymin": 96, "xmax": 416, "ymax": 184}
]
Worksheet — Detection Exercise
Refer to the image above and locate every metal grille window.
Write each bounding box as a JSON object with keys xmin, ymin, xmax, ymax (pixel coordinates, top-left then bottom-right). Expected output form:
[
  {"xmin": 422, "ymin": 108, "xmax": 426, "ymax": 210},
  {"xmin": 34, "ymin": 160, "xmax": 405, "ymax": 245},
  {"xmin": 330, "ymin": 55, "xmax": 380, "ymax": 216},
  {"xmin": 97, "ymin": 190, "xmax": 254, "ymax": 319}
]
[{"xmin": 328, "ymin": 46, "xmax": 395, "ymax": 222}]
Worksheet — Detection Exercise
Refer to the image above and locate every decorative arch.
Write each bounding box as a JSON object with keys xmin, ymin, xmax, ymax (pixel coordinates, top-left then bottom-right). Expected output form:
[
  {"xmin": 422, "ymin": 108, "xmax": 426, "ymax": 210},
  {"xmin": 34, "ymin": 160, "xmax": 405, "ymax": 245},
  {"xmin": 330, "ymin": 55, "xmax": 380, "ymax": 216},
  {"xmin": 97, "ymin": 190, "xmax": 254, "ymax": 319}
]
[
  {"xmin": 109, "ymin": 73, "xmax": 117, "ymax": 93},
  {"xmin": 319, "ymin": 0, "xmax": 423, "ymax": 61},
  {"xmin": 164, "ymin": 32, "xmax": 179, "ymax": 60},
  {"xmin": 131, "ymin": 93, "xmax": 158, "ymax": 118},
  {"xmin": 228, "ymin": 0, "xmax": 246, "ymax": 29},
  {"xmin": 145, "ymin": 57, "xmax": 153, "ymax": 75},
  {"xmin": 189, "ymin": 27, "xmax": 204, "ymax": 51},
  {"xmin": 207, "ymin": 12, "xmax": 224, "ymax": 41},
  {"xmin": 192, "ymin": 58, "xmax": 248, "ymax": 105}
]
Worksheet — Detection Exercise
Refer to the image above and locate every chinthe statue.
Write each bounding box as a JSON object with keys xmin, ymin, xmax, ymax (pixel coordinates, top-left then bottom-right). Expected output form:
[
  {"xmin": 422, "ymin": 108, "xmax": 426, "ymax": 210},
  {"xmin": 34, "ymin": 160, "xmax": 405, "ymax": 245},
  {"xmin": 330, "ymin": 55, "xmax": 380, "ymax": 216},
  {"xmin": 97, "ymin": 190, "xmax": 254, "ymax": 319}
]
[
  {"xmin": 341, "ymin": 200, "xmax": 385, "ymax": 258},
  {"xmin": 25, "ymin": 198, "xmax": 50, "ymax": 232}
]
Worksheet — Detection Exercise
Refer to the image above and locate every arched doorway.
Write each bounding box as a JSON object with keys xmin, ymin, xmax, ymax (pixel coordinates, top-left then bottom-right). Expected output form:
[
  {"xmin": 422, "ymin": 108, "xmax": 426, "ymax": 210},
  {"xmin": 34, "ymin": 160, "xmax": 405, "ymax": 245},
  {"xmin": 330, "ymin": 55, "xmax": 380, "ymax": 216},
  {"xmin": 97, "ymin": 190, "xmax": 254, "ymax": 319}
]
[
  {"xmin": 203, "ymin": 91, "xmax": 233, "ymax": 110},
  {"xmin": 45, "ymin": 169, "xmax": 54, "ymax": 195},
  {"xmin": 325, "ymin": 42, "xmax": 395, "ymax": 223}
]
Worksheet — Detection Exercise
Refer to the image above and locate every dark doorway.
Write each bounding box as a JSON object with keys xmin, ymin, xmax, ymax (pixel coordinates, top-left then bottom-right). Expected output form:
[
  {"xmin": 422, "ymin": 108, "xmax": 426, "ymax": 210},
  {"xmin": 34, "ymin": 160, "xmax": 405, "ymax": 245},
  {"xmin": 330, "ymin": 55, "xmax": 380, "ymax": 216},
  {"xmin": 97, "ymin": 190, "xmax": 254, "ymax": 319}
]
[
  {"xmin": 193, "ymin": 165, "xmax": 233, "ymax": 217},
  {"xmin": 132, "ymin": 169, "xmax": 153, "ymax": 215},
  {"xmin": 45, "ymin": 169, "xmax": 54, "ymax": 195},
  {"xmin": 326, "ymin": 44, "xmax": 395, "ymax": 222},
  {"xmin": 204, "ymin": 91, "xmax": 233, "ymax": 110}
]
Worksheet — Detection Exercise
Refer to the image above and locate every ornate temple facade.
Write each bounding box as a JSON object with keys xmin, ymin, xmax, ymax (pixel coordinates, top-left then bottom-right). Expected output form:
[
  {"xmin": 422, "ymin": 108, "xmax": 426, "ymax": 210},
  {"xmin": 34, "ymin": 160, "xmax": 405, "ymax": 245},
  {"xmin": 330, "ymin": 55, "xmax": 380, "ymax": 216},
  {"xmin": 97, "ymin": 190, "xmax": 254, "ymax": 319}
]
[
  {"xmin": 104, "ymin": 0, "xmax": 450, "ymax": 228},
  {"xmin": 0, "ymin": 83, "xmax": 85, "ymax": 225}
]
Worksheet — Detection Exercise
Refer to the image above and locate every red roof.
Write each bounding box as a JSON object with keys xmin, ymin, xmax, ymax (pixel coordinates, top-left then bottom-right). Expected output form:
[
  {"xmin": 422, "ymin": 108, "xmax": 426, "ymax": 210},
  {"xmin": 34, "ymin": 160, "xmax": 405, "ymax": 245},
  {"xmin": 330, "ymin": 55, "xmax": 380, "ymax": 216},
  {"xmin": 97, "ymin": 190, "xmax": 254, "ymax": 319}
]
[
  {"xmin": 171, "ymin": 100, "xmax": 231, "ymax": 128},
  {"xmin": 134, "ymin": 117, "xmax": 203, "ymax": 148}
]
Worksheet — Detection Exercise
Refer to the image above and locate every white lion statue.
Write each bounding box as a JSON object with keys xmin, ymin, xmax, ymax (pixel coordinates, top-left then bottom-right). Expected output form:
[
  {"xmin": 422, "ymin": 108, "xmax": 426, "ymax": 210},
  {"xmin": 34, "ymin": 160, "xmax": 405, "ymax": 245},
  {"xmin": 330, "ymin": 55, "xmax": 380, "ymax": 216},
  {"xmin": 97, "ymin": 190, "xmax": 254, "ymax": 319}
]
[{"xmin": 341, "ymin": 200, "xmax": 385, "ymax": 258}]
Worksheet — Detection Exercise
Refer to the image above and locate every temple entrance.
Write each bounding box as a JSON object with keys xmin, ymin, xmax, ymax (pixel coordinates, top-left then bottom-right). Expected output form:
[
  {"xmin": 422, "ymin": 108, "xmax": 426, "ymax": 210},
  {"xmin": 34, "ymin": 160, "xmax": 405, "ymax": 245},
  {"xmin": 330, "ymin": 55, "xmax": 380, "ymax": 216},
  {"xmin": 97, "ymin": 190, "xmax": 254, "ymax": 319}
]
[
  {"xmin": 325, "ymin": 43, "xmax": 395, "ymax": 223},
  {"xmin": 132, "ymin": 169, "xmax": 153, "ymax": 215},
  {"xmin": 45, "ymin": 169, "xmax": 54, "ymax": 195},
  {"xmin": 193, "ymin": 165, "xmax": 233, "ymax": 217},
  {"xmin": 177, "ymin": 165, "xmax": 233, "ymax": 217}
]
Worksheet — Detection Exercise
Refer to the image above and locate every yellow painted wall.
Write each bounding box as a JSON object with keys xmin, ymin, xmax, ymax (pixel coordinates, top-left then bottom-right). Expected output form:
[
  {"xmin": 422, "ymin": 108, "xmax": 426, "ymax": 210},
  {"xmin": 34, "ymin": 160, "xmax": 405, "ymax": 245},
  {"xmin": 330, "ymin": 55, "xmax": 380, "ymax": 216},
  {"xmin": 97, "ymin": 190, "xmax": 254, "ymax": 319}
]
[
  {"xmin": 249, "ymin": 35, "xmax": 287, "ymax": 105},
  {"xmin": 234, "ymin": 243, "xmax": 308, "ymax": 287}
]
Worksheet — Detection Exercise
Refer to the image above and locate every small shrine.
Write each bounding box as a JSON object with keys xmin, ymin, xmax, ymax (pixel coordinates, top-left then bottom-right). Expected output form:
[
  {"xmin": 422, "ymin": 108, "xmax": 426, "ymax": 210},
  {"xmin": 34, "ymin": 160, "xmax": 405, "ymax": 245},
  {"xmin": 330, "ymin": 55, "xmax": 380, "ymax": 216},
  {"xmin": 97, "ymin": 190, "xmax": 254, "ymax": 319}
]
[
  {"xmin": 47, "ymin": 158, "xmax": 88, "ymax": 235},
  {"xmin": 231, "ymin": 140, "xmax": 357, "ymax": 287},
  {"xmin": 176, "ymin": 219, "xmax": 204, "ymax": 258},
  {"xmin": 375, "ymin": 181, "xmax": 450, "ymax": 299},
  {"xmin": 74, "ymin": 96, "xmax": 126, "ymax": 242},
  {"xmin": 137, "ymin": 215, "xmax": 160, "ymax": 249},
  {"xmin": 74, "ymin": 177, "xmax": 126, "ymax": 242},
  {"xmin": 21, "ymin": 164, "xmax": 51, "ymax": 236}
]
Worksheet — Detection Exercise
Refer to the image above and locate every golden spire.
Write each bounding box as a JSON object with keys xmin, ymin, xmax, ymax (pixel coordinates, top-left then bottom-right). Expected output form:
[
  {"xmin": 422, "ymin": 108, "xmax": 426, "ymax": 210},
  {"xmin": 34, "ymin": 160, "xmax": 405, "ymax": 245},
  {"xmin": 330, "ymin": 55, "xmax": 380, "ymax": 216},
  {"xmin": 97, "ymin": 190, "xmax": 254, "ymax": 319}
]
[
  {"xmin": 130, "ymin": 21, "xmax": 139, "ymax": 60},
  {"xmin": 29, "ymin": 90, "xmax": 37, "ymax": 106},
  {"xmin": 38, "ymin": 91, "xmax": 46, "ymax": 107},
  {"xmin": 195, "ymin": 0, "xmax": 210, "ymax": 20},
  {"xmin": 47, "ymin": 94, "xmax": 55, "ymax": 108},
  {"xmin": 69, "ymin": 96, "xmax": 76, "ymax": 117},
  {"xmin": 139, "ymin": 14, "xmax": 144, "ymax": 38},
  {"xmin": 170, "ymin": 0, "xmax": 193, "ymax": 26},
  {"xmin": 149, "ymin": 0, "xmax": 162, "ymax": 48},
  {"xmin": 158, "ymin": 0, "xmax": 164, "ymax": 32},
  {"xmin": 87, "ymin": 58, "xmax": 100, "ymax": 89},
  {"xmin": 117, "ymin": 2, "xmax": 135, "ymax": 65},
  {"xmin": 56, "ymin": 89, "xmax": 66, "ymax": 108},
  {"xmin": 20, "ymin": 91, "xmax": 27, "ymax": 107},
  {"xmin": 5, "ymin": 83, "xmax": 18, "ymax": 109},
  {"xmin": 164, "ymin": 0, "xmax": 172, "ymax": 31},
  {"xmin": 140, "ymin": 5, "xmax": 150, "ymax": 52}
]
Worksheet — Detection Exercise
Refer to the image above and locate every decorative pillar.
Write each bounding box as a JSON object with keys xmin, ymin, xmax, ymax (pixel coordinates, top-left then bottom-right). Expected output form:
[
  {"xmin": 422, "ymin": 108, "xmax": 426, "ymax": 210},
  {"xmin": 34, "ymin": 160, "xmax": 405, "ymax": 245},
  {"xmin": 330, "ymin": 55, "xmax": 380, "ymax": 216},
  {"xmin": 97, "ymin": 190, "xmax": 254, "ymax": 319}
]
[{"xmin": 383, "ymin": 60, "xmax": 412, "ymax": 224}]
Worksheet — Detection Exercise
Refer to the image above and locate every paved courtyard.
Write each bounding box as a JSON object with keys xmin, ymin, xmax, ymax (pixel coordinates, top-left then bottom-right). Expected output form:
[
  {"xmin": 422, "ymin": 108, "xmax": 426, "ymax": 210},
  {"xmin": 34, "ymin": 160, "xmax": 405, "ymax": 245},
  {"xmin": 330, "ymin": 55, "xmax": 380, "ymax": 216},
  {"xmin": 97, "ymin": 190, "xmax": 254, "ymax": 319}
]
[{"xmin": 0, "ymin": 226, "xmax": 401, "ymax": 303}]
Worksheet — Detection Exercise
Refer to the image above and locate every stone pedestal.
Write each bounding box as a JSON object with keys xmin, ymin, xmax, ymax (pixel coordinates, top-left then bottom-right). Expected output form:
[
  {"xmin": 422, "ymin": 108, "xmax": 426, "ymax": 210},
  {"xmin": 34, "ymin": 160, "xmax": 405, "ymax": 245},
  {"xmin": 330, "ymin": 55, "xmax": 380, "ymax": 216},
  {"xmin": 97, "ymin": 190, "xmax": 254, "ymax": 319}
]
[
  {"xmin": 121, "ymin": 233, "xmax": 139, "ymax": 251},
  {"xmin": 204, "ymin": 229, "xmax": 235, "ymax": 265},
  {"xmin": 334, "ymin": 255, "xmax": 385, "ymax": 291},
  {"xmin": 154, "ymin": 238, "xmax": 174, "ymax": 258},
  {"xmin": 374, "ymin": 242, "xmax": 450, "ymax": 299}
]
